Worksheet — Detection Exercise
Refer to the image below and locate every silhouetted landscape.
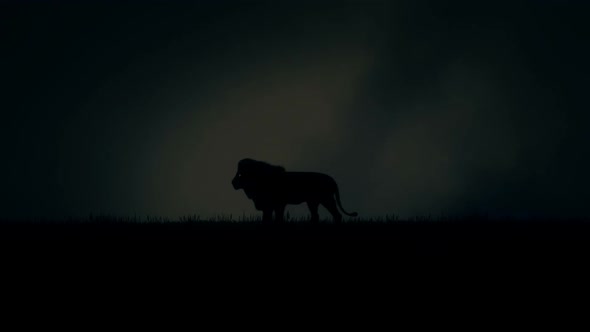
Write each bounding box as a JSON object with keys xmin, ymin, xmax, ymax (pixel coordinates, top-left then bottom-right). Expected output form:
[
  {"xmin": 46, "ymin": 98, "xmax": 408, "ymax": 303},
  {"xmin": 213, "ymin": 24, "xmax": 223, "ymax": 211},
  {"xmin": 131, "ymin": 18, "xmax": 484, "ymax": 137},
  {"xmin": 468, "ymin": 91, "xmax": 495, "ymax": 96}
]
[
  {"xmin": 2, "ymin": 216, "xmax": 589, "ymax": 262},
  {"xmin": 3, "ymin": 1, "xmax": 589, "ymax": 275}
]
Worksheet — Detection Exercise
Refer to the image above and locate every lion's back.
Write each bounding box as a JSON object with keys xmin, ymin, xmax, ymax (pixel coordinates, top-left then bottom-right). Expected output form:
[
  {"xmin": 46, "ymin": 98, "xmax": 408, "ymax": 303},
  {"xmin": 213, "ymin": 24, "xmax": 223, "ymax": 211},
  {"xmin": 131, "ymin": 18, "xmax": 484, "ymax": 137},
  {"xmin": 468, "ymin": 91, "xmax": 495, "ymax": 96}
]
[
  {"xmin": 276, "ymin": 172, "xmax": 336, "ymax": 200},
  {"xmin": 283, "ymin": 172, "xmax": 334, "ymax": 185}
]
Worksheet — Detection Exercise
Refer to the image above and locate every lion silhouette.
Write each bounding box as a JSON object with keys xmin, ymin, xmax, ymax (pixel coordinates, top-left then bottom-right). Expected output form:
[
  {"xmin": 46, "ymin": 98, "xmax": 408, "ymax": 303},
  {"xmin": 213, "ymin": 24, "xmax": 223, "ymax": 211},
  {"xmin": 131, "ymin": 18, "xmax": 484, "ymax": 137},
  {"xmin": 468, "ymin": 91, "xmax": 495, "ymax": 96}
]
[{"xmin": 232, "ymin": 158, "xmax": 358, "ymax": 223}]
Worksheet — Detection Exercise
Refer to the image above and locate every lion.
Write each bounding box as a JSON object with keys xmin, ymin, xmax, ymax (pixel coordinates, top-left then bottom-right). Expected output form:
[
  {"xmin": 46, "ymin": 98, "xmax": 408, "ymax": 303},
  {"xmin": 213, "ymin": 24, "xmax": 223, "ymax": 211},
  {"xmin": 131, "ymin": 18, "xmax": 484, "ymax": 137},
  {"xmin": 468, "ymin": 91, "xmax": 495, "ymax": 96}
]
[{"xmin": 232, "ymin": 158, "xmax": 358, "ymax": 223}]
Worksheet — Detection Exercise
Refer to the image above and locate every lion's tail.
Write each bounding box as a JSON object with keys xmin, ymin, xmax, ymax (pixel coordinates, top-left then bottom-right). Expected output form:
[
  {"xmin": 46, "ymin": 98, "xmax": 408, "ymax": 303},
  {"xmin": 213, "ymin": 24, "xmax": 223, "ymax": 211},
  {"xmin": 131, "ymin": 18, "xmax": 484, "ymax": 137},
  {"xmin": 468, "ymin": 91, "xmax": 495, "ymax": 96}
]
[{"xmin": 334, "ymin": 184, "xmax": 358, "ymax": 217}]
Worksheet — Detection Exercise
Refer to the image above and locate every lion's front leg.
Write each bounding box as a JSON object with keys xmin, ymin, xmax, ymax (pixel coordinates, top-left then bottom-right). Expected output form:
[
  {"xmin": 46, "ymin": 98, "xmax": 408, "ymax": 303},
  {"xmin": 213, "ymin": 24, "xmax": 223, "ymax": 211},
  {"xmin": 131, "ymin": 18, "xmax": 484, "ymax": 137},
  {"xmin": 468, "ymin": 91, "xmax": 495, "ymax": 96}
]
[
  {"xmin": 274, "ymin": 205, "xmax": 286, "ymax": 223},
  {"xmin": 262, "ymin": 209, "xmax": 273, "ymax": 224}
]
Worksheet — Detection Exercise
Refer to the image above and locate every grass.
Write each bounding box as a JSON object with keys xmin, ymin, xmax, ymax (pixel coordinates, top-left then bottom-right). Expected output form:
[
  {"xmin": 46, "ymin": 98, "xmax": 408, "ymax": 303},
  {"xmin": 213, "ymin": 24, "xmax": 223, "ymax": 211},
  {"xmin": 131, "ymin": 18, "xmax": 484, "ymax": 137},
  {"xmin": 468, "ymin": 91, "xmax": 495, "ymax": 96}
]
[
  {"xmin": 1, "ymin": 215, "xmax": 589, "ymax": 259},
  {"xmin": 3, "ymin": 215, "xmax": 584, "ymax": 300}
]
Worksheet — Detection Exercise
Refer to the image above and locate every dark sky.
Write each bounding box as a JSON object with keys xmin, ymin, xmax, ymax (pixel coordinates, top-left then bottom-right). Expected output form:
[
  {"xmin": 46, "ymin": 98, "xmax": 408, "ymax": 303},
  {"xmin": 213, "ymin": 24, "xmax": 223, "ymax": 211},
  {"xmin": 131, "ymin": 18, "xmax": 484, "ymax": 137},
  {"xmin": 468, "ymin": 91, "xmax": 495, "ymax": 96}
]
[{"xmin": 2, "ymin": 0, "xmax": 589, "ymax": 220}]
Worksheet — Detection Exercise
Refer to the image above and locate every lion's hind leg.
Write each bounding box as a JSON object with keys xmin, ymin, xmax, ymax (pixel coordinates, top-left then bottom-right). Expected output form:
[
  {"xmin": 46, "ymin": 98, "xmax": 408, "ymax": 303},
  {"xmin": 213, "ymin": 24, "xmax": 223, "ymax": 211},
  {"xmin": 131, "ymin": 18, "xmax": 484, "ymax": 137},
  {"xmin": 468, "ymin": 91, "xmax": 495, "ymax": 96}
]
[
  {"xmin": 307, "ymin": 201, "xmax": 320, "ymax": 223},
  {"xmin": 322, "ymin": 198, "xmax": 343, "ymax": 224}
]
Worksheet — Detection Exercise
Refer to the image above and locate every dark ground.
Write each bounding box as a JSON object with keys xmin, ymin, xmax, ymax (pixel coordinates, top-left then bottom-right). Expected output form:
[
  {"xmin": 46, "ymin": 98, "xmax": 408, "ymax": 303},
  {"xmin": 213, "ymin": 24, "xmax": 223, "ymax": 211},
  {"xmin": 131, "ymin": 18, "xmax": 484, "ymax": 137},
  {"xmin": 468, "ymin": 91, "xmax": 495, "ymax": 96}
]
[
  {"xmin": 2, "ymin": 217, "xmax": 589, "ymax": 262},
  {"xmin": 2, "ymin": 217, "xmax": 589, "ymax": 305}
]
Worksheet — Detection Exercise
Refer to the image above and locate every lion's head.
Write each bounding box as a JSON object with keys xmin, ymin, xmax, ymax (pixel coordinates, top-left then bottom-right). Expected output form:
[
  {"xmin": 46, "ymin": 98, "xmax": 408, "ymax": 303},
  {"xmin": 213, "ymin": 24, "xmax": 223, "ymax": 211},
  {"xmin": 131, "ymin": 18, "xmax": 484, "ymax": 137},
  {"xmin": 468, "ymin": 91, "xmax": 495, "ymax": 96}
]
[{"xmin": 231, "ymin": 158, "xmax": 285, "ymax": 191}]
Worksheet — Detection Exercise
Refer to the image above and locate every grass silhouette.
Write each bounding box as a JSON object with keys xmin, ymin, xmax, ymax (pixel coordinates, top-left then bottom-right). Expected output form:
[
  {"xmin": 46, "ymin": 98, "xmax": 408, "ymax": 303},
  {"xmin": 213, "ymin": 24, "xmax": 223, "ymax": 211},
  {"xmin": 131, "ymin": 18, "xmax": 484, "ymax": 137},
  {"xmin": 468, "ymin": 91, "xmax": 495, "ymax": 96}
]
[{"xmin": 1, "ymin": 215, "xmax": 589, "ymax": 261}]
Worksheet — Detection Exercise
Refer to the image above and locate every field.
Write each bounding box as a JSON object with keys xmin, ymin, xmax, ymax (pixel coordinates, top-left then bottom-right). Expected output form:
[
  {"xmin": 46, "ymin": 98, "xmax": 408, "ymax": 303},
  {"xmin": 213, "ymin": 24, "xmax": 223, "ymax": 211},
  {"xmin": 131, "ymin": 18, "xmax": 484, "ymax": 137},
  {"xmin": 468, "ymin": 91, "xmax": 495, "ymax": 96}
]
[{"xmin": 2, "ymin": 216, "xmax": 589, "ymax": 263}]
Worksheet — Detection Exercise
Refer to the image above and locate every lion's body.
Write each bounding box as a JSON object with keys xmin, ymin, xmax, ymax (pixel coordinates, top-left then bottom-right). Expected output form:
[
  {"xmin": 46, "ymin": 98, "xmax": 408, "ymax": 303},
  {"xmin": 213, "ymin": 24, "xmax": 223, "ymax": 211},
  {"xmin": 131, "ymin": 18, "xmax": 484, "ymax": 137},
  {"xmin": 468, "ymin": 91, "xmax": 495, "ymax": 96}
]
[
  {"xmin": 248, "ymin": 172, "xmax": 335, "ymax": 207},
  {"xmin": 232, "ymin": 159, "xmax": 358, "ymax": 223}
]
